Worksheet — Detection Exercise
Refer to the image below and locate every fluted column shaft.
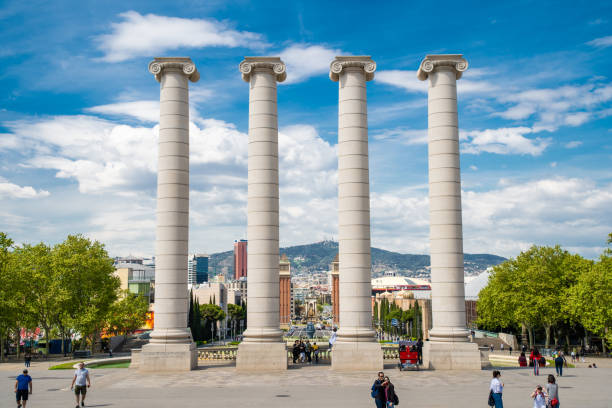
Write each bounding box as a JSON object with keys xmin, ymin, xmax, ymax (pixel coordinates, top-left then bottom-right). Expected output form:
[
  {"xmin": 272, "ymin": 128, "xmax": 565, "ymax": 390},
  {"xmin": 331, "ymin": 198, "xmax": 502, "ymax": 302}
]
[
  {"xmin": 148, "ymin": 58, "xmax": 199, "ymax": 344},
  {"xmin": 330, "ymin": 57, "xmax": 377, "ymax": 343},
  {"xmin": 239, "ymin": 57, "xmax": 286, "ymax": 343},
  {"xmin": 418, "ymin": 54, "xmax": 469, "ymax": 342}
]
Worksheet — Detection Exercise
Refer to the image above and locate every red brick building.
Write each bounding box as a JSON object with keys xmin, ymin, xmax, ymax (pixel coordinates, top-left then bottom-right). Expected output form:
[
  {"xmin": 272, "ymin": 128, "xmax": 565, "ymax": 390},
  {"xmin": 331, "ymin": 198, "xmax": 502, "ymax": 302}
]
[{"xmin": 233, "ymin": 239, "xmax": 247, "ymax": 280}]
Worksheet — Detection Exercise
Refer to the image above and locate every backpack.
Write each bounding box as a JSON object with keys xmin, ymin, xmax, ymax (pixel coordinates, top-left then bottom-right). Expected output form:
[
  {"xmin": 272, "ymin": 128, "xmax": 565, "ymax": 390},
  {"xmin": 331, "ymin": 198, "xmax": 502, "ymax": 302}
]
[
  {"xmin": 393, "ymin": 393, "xmax": 399, "ymax": 405},
  {"xmin": 488, "ymin": 390, "xmax": 495, "ymax": 407}
]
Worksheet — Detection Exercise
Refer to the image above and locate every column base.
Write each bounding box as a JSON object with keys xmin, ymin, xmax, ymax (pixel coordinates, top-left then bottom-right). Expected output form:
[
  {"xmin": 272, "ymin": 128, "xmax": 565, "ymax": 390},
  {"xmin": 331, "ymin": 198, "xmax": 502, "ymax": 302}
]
[
  {"xmin": 423, "ymin": 340, "xmax": 481, "ymax": 370},
  {"xmin": 331, "ymin": 342, "xmax": 383, "ymax": 371},
  {"xmin": 139, "ymin": 342, "xmax": 197, "ymax": 372},
  {"xmin": 236, "ymin": 342, "xmax": 287, "ymax": 371}
]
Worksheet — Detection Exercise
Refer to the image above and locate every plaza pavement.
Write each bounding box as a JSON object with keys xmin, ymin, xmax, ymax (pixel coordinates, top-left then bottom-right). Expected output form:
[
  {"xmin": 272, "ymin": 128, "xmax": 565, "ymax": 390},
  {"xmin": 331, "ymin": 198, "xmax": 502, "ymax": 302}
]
[{"xmin": 1, "ymin": 359, "xmax": 610, "ymax": 407}]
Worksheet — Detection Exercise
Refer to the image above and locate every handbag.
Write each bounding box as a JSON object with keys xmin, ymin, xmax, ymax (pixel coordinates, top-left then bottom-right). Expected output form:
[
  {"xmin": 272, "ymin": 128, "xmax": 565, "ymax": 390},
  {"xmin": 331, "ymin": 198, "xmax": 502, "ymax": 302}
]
[
  {"xmin": 488, "ymin": 390, "xmax": 495, "ymax": 406},
  {"xmin": 550, "ymin": 398, "xmax": 559, "ymax": 407}
]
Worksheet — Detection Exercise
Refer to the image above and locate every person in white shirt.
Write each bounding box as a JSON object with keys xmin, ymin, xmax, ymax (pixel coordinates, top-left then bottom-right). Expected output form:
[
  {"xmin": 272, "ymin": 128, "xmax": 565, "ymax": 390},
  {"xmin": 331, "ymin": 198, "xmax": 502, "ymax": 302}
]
[
  {"xmin": 328, "ymin": 328, "xmax": 337, "ymax": 350},
  {"xmin": 531, "ymin": 385, "xmax": 547, "ymax": 408},
  {"xmin": 70, "ymin": 362, "xmax": 91, "ymax": 408},
  {"xmin": 489, "ymin": 370, "xmax": 504, "ymax": 408}
]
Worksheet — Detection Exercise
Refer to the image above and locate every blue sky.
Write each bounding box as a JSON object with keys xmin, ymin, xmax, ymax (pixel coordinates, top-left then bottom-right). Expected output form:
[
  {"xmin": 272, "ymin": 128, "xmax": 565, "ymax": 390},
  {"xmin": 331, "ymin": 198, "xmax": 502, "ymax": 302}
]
[{"xmin": 0, "ymin": 0, "xmax": 611, "ymax": 258}]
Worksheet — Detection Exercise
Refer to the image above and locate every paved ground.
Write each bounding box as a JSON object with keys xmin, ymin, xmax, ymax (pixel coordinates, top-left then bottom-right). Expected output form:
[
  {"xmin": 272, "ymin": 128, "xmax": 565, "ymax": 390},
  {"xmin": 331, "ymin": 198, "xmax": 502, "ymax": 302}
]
[{"xmin": 1, "ymin": 359, "xmax": 610, "ymax": 407}]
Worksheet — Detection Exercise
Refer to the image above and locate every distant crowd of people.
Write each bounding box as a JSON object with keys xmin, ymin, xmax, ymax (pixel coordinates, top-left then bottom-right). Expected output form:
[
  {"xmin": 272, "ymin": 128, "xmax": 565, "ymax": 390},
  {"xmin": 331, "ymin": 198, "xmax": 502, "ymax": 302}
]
[{"xmin": 291, "ymin": 339, "xmax": 320, "ymax": 364}]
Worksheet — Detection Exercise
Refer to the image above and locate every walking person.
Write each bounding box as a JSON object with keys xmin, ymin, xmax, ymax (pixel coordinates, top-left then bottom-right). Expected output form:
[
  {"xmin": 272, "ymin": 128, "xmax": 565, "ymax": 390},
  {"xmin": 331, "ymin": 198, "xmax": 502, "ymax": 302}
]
[
  {"xmin": 383, "ymin": 376, "xmax": 398, "ymax": 408},
  {"xmin": 371, "ymin": 371, "xmax": 385, "ymax": 408},
  {"xmin": 500, "ymin": 343, "xmax": 504, "ymax": 352},
  {"xmin": 554, "ymin": 351, "xmax": 565, "ymax": 377},
  {"xmin": 509, "ymin": 346, "xmax": 513, "ymax": 355},
  {"xmin": 70, "ymin": 362, "xmax": 91, "ymax": 408},
  {"xmin": 329, "ymin": 328, "xmax": 337, "ymax": 350},
  {"xmin": 489, "ymin": 370, "xmax": 504, "ymax": 408},
  {"xmin": 15, "ymin": 369, "xmax": 32, "ymax": 408},
  {"xmin": 570, "ymin": 349, "xmax": 576, "ymax": 363},
  {"xmin": 531, "ymin": 385, "xmax": 547, "ymax": 408},
  {"xmin": 546, "ymin": 375, "xmax": 560, "ymax": 408},
  {"xmin": 416, "ymin": 338, "xmax": 423, "ymax": 365},
  {"xmin": 530, "ymin": 348, "xmax": 541, "ymax": 376},
  {"xmin": 24, "ymin": 350, "xmax": 31, "ymax": 368},
  {"xmin": 312, "ymin": 342, "xmax": 319, "ymax": 364}
]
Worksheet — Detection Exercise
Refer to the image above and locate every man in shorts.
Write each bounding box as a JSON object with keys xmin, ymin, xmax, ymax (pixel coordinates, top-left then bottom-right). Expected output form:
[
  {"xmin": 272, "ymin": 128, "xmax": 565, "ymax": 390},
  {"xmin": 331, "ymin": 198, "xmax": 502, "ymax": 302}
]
[
  {"xmin": 15, "ymin": 369, "xmax": 32, "ymax": 408},
  {"xmin": 70, "ymin": 362, "xmax": 91, "ymax": 407}
]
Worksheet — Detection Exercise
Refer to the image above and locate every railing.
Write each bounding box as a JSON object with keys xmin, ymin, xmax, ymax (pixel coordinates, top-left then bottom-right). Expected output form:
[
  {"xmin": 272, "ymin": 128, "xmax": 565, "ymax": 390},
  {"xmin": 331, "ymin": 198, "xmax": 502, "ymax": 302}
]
[{"xmin": 197, "ymin": 344, "xmax": 401, "ymax": 361}]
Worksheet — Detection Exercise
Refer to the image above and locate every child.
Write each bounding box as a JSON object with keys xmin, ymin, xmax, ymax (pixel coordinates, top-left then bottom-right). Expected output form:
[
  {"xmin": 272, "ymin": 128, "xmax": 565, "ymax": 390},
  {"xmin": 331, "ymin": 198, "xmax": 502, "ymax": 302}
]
[{"xmin": 531, "ymin": 385, "xmax": 547, "ymax": 408}]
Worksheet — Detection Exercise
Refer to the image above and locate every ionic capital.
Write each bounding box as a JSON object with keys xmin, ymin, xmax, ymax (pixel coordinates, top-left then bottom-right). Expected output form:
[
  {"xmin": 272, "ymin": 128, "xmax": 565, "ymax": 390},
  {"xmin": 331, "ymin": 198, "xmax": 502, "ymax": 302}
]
[
  {"xmin": 148, "ymin": 57, "xmax": 200, "ymax": 83},
  {"xmin": 239, "ymin": 57, "xmax": 286, "ymax": 83},
  {"xmin": 417, "ymin": 54, "xmax": 468, "ymax": 81},
  {"xmin": 329, "ymin": 56, "xmax": 376, "ymax": 82}
]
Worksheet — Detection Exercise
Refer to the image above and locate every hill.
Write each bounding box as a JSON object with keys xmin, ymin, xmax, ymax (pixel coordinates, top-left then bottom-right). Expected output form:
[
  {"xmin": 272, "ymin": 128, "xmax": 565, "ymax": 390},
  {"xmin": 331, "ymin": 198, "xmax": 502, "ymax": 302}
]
[{"xmin": 209, "ymin": 241, "xmax": 506, "ymax": 278}]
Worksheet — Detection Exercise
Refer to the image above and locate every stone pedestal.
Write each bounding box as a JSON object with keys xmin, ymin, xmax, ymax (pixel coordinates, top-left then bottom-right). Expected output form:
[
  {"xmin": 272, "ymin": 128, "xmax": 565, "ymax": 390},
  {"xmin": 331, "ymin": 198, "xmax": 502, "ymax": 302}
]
[
  {"xmin": 331, "ymin": 342, "xmax": 384, "ymax": 371},
  {"xmin": 236, "ymin": 342, "xmax": 287, "ymax": 371},
  {"xmin": 140, "ymin": 342, "xmax": 197, "ymax": 372},
  {"xmin": 329, "ymin": 56, "xmax": 383, "ymax": 371},
  {"xmin": 422, "ymin": 341, "xmax": 481, "ymax": 370}
]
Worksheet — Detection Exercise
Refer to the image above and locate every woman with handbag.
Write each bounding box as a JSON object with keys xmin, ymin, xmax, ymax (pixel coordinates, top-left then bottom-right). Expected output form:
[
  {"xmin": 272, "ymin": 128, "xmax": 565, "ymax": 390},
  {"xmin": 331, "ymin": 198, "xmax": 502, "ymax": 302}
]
[
  {"xmin": 383, "ymin": 376, "xmax": 399, "ymax": 407},
  {"xmin": 546, "ymin": 375, "xmax": 560, "ymax": 407},
  {"xmin": 489, "ymin": 370, "xmax": 504, "ymax": 407}
]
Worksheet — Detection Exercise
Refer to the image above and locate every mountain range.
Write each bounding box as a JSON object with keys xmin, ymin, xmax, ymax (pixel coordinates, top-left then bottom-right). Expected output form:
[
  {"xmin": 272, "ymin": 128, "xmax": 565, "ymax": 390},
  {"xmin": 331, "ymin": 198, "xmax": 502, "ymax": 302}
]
[{"xmin": 208, "ymin": 241, "xmax": 506, "ymax": 278}]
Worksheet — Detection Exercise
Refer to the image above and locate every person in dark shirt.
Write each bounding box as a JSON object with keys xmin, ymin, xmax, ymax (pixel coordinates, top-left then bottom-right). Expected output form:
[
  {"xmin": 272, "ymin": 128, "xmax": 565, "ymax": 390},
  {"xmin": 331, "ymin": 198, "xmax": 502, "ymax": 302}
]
[
  {"xmin": 15, "ymin": 369, "xmax": 33, "ymax": 408},
  {"xmin": 371, "ymin": 371, "xmax": 385, "ymax": 408},
  {"xmin": 416, "ymin": 339, "xmax": 424, "ymax": 364}
]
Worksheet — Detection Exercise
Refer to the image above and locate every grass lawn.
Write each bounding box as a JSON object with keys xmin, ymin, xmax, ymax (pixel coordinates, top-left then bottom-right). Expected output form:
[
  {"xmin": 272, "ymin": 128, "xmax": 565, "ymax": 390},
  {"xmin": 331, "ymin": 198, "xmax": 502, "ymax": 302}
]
[
  {"xmin": 87, "ymin": 362, "xmax": 130, "ymax": 369},
  {"xmin": 49, "ymin": 361, "xmax": 131, "ymax": 370},
  {"xmin": 49, "ymin": 362, "xmax": 78, "ymax": 370}
]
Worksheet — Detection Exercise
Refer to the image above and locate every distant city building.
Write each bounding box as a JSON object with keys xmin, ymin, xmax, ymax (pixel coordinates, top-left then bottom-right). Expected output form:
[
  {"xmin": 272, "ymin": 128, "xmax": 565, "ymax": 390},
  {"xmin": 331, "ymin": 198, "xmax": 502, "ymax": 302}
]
[
  {"xmin": 330, "ymin": 254, "xmax": 339, "ymax": 325},
  {"xmin": 114, "ymin": 262, "xmax": 155, "ymax": 305},
  {"xmin": 188, "ymin": 253, "xmax": 209, "ymax": 285},
  {"xmin": 233, "ymin": 239, "xmax": 247, "ymax": 280},
  {"xmin": 279, "ymin": 254, "xmax": 293, "ymax": 326},
  {"xmin": 226, "ymin": 278, "xmax": 247, "ymax": 305}
]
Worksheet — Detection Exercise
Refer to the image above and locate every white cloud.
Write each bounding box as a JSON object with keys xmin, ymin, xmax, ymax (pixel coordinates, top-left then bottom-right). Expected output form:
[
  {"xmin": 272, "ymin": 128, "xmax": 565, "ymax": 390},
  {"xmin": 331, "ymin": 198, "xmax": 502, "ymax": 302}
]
[
  {"xmin": 96, "ymin": 11, "xmax": 267, "ymax": 62},
  {"xmin": 86, "ymin": 100, "xmax": 160, "ymax": 122},
  {"xmin": 565, "ymin": 140, "xmax": 583, "ymax": 148},
  {"xmin": 372, "ymin": 128, "xmax": 428, "ymax": 145},
  {"xmin": 376, "ymin": 70, "xmax": 424, "ymax": 93},
  {"xmin": 0, "ymin": 177, "xmax": 50, "ymax": 199},
  {"xmin": 369, "ymin": 177, "xmax": 612, "ymax": 258},
  {"xmin": 461, "ymin": 127, "xmax": 551, "ymax": 156},
  {"xmin": 469, "ymin": 165, "xmax": 478, "ymax": 171},
  {"xmin": 279, "ymin": 44, "xmax": 340, "ymax": 84},
  {"xmin": 496, "ymin": 83, "xmax": 612, "ymax": 131},
  {"xmin": 587, "ymin": 35, "xmax": 612, "ymax": 48},
  {"xmin": 375, "ymin": 69, "xmax": 498, "ymax": 94}
]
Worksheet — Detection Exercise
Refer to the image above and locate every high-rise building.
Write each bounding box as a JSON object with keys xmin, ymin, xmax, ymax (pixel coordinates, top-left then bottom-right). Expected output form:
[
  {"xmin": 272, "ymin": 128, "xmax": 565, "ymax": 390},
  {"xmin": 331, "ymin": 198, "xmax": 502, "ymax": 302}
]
[
  {"xmin": 233, "ymin": 239, "xmax": 247, "ymax": 280},
  {"xmin": 279, "ymin": 254, "xmax": 293, "ymax": 326},
  {"xmin": 188, "ymin": 254, "xmax": 209, "ymax": 285}
]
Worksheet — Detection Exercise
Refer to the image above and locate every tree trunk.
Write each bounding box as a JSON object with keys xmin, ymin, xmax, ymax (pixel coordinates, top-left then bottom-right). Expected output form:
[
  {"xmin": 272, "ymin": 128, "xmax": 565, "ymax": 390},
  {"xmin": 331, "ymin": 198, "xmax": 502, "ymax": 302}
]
[
  {"xmin": 565, "ymin": 334, "xmax": 571, "ymax": 349},
  {"xmin": 553, "ymin": 327, "xmax": 559, "ymax": 347},
  {"xmin": 15, "ymin": 328, "xmax": 21, "ymax": 360},
  {"xmin": 521, "ymin": 323, "xmax": 528, "ymax": 345},
  {"xmin": 44, "ymin": 327, "xmax": 50, "ymax": 359},
  {"xmin": 528, "ymin": 326, "xmax": 534, "ymax": 348},
  {"xmin": 545, "ymin": 325, "xmax": 551, "ymax": 348},
  {"xmin": 0, "ymin": 329, "xmax": 4, "ymax": 363},
  {"xmin": 61, "ymin": 330, "xmax": 65, "ymax": 356}
]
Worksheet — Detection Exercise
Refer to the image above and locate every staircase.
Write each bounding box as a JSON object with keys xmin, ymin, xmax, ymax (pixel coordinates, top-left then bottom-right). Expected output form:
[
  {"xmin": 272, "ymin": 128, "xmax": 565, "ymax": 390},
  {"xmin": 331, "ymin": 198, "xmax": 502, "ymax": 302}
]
[{"xmin": 114, "ymin": 336, "xmax": 149, "ymax": 353}]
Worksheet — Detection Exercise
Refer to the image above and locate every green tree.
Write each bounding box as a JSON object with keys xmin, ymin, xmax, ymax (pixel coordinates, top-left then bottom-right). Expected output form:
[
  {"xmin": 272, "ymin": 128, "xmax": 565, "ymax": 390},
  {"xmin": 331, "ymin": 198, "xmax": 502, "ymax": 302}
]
[
  {"xmin": 107, "ymin": 290, "xmax": 149, "ymax": 341},
  {"xmin": 568, "ymin": 245, "xmax": 612, "ymax": 351},
  {"xmin": 200, "ymin": 303, "xmax": 225, "ymax": 341},
  {"xmin": 0, "ymin": 233, "xmax": 19, "ymax": 362},
  {"xmin": 227, "ymin": 303, "xmax": 245, "ymax": 339},
  {"xmin": 52, "ymin": 235, "xmax": 119, "ymax": 352},
  {"xmin": 13, "ymin": 243, "xmax": 62, "ymax": 356}
]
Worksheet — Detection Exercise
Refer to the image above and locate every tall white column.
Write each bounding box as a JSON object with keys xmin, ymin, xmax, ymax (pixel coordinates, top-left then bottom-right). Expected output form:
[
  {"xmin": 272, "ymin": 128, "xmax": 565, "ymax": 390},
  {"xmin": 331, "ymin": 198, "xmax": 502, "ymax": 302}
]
[
  {"xmin": 329, "ymin": 56, "xmax": 382, "ymax": 371},
  {"xmin": 236, "ymin": 57, "xmax": 288, "ymax": 371},
  {"xmin": 140, "ymin": 57, "xmax": 199, "ymax": 372},
  {"xmin": 417, "ymin": 54, "xmax": 480, "ymax": 369}
]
